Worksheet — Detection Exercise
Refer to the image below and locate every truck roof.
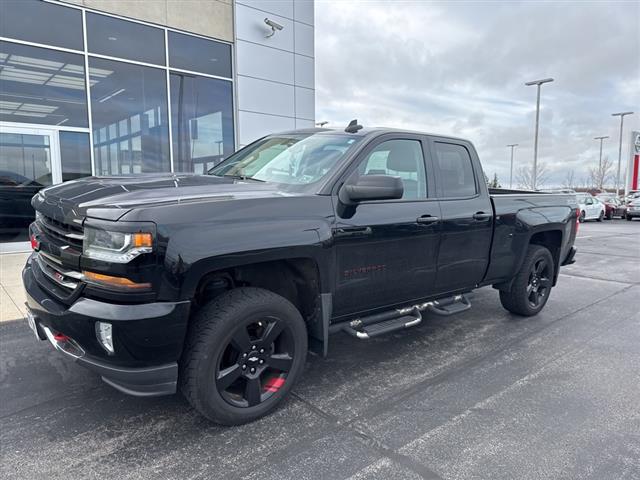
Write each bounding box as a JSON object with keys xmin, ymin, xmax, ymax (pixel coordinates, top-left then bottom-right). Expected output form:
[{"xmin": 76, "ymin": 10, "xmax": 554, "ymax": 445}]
[{"xmin": 275, "ymin": 127, "xmax": 470, "ymax": 143}]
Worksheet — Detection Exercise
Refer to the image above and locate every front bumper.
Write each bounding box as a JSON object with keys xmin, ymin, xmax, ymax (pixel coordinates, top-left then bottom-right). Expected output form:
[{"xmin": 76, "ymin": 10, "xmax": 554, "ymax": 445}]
[
  {"xmin": 23, "ymin": 256, "xmax": 190, "ymax": 396},
  {"xmin": 626, "ymin": 209, "xmax": 640, "ymax": 217}
]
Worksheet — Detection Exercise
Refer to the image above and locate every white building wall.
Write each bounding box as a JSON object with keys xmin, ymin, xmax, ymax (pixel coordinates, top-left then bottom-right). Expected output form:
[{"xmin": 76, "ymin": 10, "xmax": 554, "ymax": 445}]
[{"xmin": 234, "ymin": 0, "xmax": 315, "ymax": 146}]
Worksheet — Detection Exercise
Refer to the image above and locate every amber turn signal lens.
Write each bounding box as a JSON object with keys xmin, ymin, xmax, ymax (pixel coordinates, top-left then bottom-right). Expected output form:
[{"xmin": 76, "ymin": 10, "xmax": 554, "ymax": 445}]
[
  {"xmin": 132, "ymin": 232, "xmax": 153, "ymax": 248},
  {"xmin": 83, "ymin": 271, "xmax": 151, "ymax": 290}
]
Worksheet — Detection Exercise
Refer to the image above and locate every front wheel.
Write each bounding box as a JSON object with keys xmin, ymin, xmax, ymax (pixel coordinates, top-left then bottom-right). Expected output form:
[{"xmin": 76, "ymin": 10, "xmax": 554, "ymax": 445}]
[
  {"xmin": 597, "ymin": 211, "xmax": 604, "ymax": 222},
  {"xmin": 606, "ymin": 211, "xmax": 613, "ymax": 220},
  {"xmin": 627, "ymin": 214, "xmax": 633, "ymax": 221},
  {"xmin": 579, "ymin": 210, "xmax": 586, "ymax": 223},
  {"xmin": 180, "ymin": 287, "xmax": 308, "ymax": 425},
  {"xmin": 500, "ymin": 244, "xmax": 555, "ymax": 316}
]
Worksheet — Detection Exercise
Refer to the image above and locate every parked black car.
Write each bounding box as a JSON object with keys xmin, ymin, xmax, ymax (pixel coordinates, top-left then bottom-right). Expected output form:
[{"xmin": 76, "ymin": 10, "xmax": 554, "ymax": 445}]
[{"xmin": 23, "ymin": 124, "xmax": 578, "ymax": 424}]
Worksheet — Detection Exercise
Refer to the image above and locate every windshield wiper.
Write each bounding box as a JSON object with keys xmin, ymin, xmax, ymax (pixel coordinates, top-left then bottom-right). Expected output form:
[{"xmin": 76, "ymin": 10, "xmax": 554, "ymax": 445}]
[{"xmin": 219, "ymin": 173, "xmax": 266, "ymax": 182}]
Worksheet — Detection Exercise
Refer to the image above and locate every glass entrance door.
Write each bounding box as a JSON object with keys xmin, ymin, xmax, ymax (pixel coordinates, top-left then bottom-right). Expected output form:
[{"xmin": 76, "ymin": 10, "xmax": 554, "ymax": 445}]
[{"xmin": 0, "ymin": 126, "xmax": 60, "ymax": 245}]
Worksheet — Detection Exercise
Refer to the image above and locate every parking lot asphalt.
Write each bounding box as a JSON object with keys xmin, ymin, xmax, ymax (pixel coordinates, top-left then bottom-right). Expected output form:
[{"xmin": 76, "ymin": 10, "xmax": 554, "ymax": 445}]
[{"xmin": 1, "ymin": 219, "xmax": 639, "ymax": 480}]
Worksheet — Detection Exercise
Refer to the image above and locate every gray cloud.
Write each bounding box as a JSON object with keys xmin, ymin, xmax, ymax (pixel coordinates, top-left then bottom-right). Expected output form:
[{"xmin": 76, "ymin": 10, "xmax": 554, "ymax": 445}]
[{"xmin": 315, "ymin": 0, "xmax": 640, "ymax": 187}]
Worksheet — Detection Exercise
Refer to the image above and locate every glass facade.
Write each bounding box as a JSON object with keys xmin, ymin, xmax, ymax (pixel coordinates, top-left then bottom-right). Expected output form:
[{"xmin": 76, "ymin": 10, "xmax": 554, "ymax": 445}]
[
  {"xmin": 0, "ymin": 0, "xmax": 235, "ymax": 244},
  {"xmin": 90, "ymin": 57, "xmax": 170, "ymax": 175},
  {"xmin": 170, "ymin": 73, "xmax": 234, "ymax": 173}
]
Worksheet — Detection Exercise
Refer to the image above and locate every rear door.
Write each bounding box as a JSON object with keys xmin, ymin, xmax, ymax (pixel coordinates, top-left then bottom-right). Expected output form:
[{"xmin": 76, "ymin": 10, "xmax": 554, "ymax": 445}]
[
  {"xmin": 429, "ymin": 139, "xmax": 493, "ymax": 293},
  {"xmin": 332, "ymin": 134, "xmax": 441, "ymax": 317}
]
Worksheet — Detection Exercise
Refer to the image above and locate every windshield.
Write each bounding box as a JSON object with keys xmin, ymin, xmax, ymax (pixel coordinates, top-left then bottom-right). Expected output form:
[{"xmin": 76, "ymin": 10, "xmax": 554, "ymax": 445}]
[{"xmin": 209, "ymin": 133, "xmax": 362, "ymax": 185}]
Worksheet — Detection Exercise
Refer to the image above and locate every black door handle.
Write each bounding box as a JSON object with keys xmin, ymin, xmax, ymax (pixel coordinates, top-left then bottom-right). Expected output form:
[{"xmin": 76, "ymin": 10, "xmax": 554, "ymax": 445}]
[
  {"xmin": 472, "ymin": 212, "xmax": 492, "ymax": 221},
  {"xmin": 417, "ymin": 215, "xmax": 439, "ymax": 224}
]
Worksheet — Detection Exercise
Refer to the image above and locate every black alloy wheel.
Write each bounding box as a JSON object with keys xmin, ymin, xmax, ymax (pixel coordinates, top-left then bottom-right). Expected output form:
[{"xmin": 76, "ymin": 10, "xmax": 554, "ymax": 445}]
[
  {"xmin": 216, "ymin": 316, "xmax": 294, "ymax": 408},
  {"xmin": 181, "ymin": 287, "xmax": 307, "ymax": 425},
  {"xmin": 499, "ymin": 244, "xmax": 555, "ymax": 316},
  {"xmin": 526, "ymin": 257, "xmax": 552, "ymax": 309}
]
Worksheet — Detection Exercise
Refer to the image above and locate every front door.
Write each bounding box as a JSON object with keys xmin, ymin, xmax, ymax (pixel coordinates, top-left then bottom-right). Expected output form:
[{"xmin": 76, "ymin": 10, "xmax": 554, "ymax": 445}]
[
  {"xmin": 0, "ymin": 126, "xmax": 59, "ymax": 245},
  {"xmin": 332, "ymin": 136, "xmax": 441, "ymax": 318}
]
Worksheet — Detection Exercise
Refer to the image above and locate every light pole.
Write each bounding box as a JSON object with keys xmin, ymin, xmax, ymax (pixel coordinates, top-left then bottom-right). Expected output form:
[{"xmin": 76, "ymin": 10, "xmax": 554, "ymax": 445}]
[
  {"xmin": 612, "ymin": 111, "xmax": 634, "ymax": 196},
  {"xmin": 594, "ymin": 135, "xmax": 609, "ymax": 190},
  {"xmin": 525, "ymin": 78, "xmax": 554, "ymax": 189},
  {"xmin": 507, "ymin": 143, "xmax": 518, "ymax": 189}
]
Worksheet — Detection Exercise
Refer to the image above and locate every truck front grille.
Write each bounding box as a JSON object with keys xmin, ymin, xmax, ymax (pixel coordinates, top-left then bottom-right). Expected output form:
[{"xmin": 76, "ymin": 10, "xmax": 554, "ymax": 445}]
[
  {"xmin": 35, "ymin": 252, "xmax": 82, "ymax": 294},
  {"xmin": 36, "ymin": 214, "xmax": 84, "ymax": 250}
]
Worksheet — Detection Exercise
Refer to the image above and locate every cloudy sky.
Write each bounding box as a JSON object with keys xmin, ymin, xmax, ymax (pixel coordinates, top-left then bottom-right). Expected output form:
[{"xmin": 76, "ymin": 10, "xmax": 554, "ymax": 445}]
[{"xmin": 314, "ymin": 0, "xmax": 640, "ymax": 188}]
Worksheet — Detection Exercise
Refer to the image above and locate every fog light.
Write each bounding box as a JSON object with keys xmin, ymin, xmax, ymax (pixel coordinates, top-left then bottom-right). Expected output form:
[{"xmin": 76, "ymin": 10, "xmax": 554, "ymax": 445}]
[{"xmin": 96, "ymin": 322, "xmax": 114, "ymax": 354}]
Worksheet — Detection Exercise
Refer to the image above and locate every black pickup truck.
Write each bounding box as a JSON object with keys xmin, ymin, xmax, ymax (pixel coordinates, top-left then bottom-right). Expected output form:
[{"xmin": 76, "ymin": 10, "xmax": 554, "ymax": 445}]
[{"xmin": 23, "ymin": 124, "xmax": 578, "ymax": 425}]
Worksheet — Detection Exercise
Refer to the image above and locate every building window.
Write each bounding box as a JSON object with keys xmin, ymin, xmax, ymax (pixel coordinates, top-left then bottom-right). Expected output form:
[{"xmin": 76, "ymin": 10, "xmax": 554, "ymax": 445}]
[
  {"xmin": 89, "ymin": 57, "xmax": 170, "ymax": 175},
  {"xmin": 170, "ymin": 73, "xmax": 234, "ymax": 173},
  {"xmin": 0, "ymin": 41, "xmax": 88, "ymax": 127},
  {"xmin": 168, "ymin": 31, "xmax": 232, "ymax": 78},
  {"xmin": 86, "ymin": 12, "xmax": 166, "ymax": 65},
  {"xmin": 0, "ymin": 0, "xmax": 83, "ymax": 51},
  {"xmin": 60, "ymin": 132, "xmax": 91, "ymax": 181}
]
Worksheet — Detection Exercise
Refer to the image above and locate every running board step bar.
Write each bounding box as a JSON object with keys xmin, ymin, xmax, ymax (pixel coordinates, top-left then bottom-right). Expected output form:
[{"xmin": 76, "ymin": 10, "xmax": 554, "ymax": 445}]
[
  {"xmin": 427, "ymin": 294, "xmax": 471, "ymax": 316},
  {"xmin": 339, "ymin": 294, "xmax": 471, "ymax": 340},
  {"xmin": 342, "ymin": 309, "xmax": 422, "ymax": 339}
]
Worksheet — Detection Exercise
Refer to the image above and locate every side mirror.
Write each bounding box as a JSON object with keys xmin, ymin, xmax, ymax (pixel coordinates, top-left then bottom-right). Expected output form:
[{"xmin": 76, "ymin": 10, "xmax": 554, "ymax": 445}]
[{"xmin": 339, "ymin": 175, "xmax": 404, "ymax": 205}]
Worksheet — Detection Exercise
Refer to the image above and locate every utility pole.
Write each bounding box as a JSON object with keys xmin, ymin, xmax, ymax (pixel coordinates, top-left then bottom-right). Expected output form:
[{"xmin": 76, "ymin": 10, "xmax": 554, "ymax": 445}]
[
  {"xmin": 594, "ymin": 135, "xmax": 609, "ymax": 190},
  {"xmin": 611, "ymin": 111, "xmax": 634, "ymax": 196},
  {"xmin": 525, "ymin": 78, "xmax": 554, "ymax": 190},
  {"xmin": 507, "ymin": 144, "xmax": 518, "ymax": 189}
]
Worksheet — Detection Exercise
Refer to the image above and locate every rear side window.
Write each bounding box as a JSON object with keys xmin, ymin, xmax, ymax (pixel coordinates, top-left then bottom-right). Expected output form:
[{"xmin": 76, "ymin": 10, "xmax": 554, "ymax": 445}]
[{"xmin": 434, "ymin": 142, "xmax": 477, "ymax": 197}]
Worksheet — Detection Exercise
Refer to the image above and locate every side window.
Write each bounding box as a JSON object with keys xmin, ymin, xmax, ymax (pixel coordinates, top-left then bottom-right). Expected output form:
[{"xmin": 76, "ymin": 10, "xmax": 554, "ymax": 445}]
[
  {"xmin": 433, "ymin": 142, "xmax": 478, "ymax": 197},
  {"xmin": 354, "ymin": 139, "xmax": 427, "ymax": 199}
]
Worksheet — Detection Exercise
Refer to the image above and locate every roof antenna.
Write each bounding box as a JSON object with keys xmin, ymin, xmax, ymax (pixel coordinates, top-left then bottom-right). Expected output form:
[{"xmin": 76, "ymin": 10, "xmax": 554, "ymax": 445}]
[{"xmin": 344, "ymin": 119, "xmax": 363, "ymax": 133}]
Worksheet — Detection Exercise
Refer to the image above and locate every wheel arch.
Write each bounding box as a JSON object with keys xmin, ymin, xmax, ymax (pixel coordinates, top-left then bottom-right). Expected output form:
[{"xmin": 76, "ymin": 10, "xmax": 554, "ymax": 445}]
[{"xmin": 184, "ymin": 255, "xmax": 330, "ymax": 356}]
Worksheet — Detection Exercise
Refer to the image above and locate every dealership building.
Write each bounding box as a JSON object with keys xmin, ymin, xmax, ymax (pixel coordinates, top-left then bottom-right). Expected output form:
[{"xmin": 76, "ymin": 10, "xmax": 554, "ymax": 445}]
[{"xmin": 0, "ymin": 0, "xmax": 315, "ymax": 250}]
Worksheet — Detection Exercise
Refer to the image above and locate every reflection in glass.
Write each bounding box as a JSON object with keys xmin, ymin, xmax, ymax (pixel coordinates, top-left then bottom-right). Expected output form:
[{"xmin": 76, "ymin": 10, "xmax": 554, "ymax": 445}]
[
  {"xmin": 0, "ymin": 41, "xmax": 88, "ymax": 127},
  {"xmin": 0, "ymin": 132, "xmax": 52, "ymax": 242},
  {"xmin": 168, "ymin": 31, "xmax": 232, "ymax": 78},
  {"xmin": 60, "ymin": 132, "xmax": 91, "ymax": 182},
  {"xmin": 0, "ymin": 0, "xmax": 83, "ymax": 50},
  {"xmin": 170, "ymin": 74, "xmax": 234, "ymax": 173},
  {"xmin": 89, "ymin": 58, "xmax": 170, "ymax": 175},
  {"xmin": 86, "ymin": 13, "xmax": 165, "ymax": 65}
]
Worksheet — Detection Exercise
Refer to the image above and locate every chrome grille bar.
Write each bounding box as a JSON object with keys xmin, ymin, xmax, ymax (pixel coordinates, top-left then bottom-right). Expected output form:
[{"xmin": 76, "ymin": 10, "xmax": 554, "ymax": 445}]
[{"xmin": 35, "ymin": 254, "xmax": 82, "ymax": 291}]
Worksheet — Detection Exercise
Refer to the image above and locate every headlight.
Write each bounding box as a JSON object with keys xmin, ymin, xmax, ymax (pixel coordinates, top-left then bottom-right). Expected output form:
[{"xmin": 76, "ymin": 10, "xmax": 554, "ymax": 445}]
[{"xmin": 83, "ymin": 227, "xmax": 153, "ymax": 263}]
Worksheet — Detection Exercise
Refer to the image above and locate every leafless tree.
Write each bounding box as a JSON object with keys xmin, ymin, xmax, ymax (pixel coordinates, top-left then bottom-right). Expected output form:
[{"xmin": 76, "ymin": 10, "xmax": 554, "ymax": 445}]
[
  {"xmin": 516, "ymin": 163, "xmax": 549, "ymax": 190},
  {"xmin": 588, "ymin": 156, "xmax": 614, "ymax": 190},
  {"xmin": 562, "ymin": 169, "xmax": 576, "ymax": 189}
]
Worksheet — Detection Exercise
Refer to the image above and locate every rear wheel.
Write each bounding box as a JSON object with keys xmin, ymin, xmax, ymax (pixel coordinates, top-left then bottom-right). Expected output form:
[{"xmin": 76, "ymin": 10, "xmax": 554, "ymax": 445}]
[
  {"xmin": 500, "ymin": 245, "xmax": 555, "ymax": 316},
  {"xmin": 180, "ymin": 287, "xmax": 307, "ymax": 425}
]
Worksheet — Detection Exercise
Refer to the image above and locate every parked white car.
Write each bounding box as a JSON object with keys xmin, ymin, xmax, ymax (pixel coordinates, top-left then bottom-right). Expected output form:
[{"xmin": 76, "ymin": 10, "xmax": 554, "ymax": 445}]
[{"xmin": 576, "ymin": 194, "xmax": 605, "ymax": 222}]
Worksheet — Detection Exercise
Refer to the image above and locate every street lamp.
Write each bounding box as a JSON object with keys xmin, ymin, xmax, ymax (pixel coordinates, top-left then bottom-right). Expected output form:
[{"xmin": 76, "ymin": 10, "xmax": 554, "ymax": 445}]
[
  {"xmin": 611, "ymin": 111, "xmax": 634, "ymax": 195},
  {"xmin": 507, "ymin": 144, "xmax": 518, "ymax": 189},
  {"xmin": 525, "ymin": 78, "xmax": 554, "ymax": 189},
  {"xmin": 593, "ymin": 135, "xmax": 609, "ymax": 189}
]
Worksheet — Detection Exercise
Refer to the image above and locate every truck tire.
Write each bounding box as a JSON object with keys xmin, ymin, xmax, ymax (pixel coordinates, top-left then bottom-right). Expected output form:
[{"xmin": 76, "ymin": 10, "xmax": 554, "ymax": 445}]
[
  {"xmin": 499, "ymin": 245, "xmax": 555, "ymax": 316},
  {"xmin": 180, "ymin": 287, "xmax": 307, "ymax": 425}
]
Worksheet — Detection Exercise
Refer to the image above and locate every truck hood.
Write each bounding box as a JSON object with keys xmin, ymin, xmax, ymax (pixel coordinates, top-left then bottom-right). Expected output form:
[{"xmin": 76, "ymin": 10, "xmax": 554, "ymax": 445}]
[{"xmin": 33, "ymin": 174, "xmax": 296, "ymax": 222}]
